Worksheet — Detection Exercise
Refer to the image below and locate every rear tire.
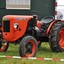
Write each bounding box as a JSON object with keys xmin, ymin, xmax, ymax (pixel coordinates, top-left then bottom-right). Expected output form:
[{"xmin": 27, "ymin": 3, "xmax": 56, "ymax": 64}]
[
  {"xmin": 19, "ymin": 36, "xmax": 38, "ymax": 57},
  {"xmin": 49, "ymin": 21, "xmax": 64, "ymax": 52}
]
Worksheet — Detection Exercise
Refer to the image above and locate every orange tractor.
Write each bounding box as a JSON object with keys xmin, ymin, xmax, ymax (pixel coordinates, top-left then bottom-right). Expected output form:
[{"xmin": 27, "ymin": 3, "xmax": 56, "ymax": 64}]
[{"xmin": 0, "ymin": 15, "xmax": 64, "ymax": 57}]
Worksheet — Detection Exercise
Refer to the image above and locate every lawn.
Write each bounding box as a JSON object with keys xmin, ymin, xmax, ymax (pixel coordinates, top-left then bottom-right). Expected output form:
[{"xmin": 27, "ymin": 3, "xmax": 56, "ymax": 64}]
[{"xmin": 0, "ymin": 42, "xmax": 64, "ymax": 64}]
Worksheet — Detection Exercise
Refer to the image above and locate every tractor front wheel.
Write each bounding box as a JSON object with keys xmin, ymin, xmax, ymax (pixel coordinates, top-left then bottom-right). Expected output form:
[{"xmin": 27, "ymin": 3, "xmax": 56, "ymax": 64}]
[
  {"xmin": 19, "ymin": 36, "xmax": 38, "ymax": 57},
  {"xmin": 0, "ymin": 39, "xmax": 9, "ymax": 52},
  {"xmin": 49, "ymin": 21, "xmax": 64, "ymax": 52}
]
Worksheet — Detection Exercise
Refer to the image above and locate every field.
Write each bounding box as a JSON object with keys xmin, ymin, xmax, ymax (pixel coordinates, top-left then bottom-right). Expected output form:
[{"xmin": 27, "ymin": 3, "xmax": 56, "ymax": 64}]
[{"xmin": 0, "ymin": 42, "xmax": 64, "ymax": 64}]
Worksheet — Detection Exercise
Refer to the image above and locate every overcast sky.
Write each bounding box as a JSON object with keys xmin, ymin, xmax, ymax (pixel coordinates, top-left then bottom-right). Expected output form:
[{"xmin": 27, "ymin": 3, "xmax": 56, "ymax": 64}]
[{"xmin": 57, "ymin": 0, "xmax": 64, "ymax": 5}]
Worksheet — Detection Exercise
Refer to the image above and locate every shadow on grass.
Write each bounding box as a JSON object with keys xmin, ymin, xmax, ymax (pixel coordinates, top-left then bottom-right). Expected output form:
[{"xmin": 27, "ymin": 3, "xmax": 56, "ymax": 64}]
[
  {"xmin": 38, "ymin": 46, "xmax": 52, "ymax": 53},
  {"xmin": 0, "ymin": 49, "xmax": 19, "ymax": 56},
  {"xmin": 38, "ymin": 45, "xmax": 60, "ymax": 54}
]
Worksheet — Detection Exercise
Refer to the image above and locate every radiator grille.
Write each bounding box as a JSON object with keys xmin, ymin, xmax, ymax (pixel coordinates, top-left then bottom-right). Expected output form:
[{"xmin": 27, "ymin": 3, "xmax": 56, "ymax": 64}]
[{"xmin": 3, "ymin": 21, "xmax": 10, "ymax": 32}]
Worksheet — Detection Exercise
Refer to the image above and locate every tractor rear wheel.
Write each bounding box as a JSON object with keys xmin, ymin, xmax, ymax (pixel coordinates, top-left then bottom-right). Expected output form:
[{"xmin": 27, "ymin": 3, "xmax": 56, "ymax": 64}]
[
  {"xmin": 0, "ymin": 39, "xmax": 9, "ymax": 52},
  {"xmin": 19, "ymin": 36, "xmax": 38, "ymax": 57},
  {"xmin": 49, "ymin": 21, "xmax": 64, "ymax": 52}
]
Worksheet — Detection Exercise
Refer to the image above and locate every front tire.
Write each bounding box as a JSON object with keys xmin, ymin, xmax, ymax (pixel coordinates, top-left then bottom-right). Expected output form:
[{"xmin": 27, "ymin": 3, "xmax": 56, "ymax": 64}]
[
  {"xmin": 19, "ymin": 36, "xmax": 38, "ymax": 57},
  {"xmin": 0, "ymin": 39, "xmax": 9, "ymax": 52},
  {"xmin": 49, "ymin": 21, "xmax": 64, "ymax": 52}
]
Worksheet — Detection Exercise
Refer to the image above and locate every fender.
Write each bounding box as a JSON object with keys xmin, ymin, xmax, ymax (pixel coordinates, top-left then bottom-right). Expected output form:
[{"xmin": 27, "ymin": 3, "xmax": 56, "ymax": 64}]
[{"xmin": 46, "ymin": 20, "xmax": 62, "ymax": 36}]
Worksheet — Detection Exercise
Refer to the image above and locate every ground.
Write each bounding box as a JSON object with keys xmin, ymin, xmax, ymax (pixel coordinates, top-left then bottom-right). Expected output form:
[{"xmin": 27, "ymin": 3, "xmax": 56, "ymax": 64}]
[{"xmin": 0, "ymin": 42, "xmax": 64, "ymax": 64}]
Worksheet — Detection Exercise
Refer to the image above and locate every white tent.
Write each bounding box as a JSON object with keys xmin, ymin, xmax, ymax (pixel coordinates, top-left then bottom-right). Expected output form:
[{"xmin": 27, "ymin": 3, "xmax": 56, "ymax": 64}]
[{"xmin": 55, "ymin": 0, "xmax": 64, "ymax": 20}]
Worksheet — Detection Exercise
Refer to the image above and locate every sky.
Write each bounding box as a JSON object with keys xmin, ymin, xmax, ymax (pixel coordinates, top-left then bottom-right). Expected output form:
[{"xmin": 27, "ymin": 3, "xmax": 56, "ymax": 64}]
[{"xmin": 57, "ymin": 0, "xmax": 64, "ymax": 5}]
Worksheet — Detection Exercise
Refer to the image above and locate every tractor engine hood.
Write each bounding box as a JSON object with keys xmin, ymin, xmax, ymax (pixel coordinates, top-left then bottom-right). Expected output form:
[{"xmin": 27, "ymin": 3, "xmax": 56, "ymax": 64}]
[
  {"xmin": 2, "ymin": 15, "xmax": 34, "ymax": 42},
  {"xmin": 2, "ymin": 15, "xmax": 33, "ymax": 21}
]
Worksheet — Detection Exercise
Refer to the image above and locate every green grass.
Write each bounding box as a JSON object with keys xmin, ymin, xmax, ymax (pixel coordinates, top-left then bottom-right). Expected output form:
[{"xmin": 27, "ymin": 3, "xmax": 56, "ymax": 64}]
[{"xmin": 0, "ymin": 42, "xmax": 64, "ymax": 64}]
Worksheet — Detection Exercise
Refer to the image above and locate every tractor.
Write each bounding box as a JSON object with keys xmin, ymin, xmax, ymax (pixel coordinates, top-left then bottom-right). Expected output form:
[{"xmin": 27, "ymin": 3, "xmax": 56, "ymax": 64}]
[{"xmin": 0, "ymin": 15, "xmax": 64, "ymax": 57}]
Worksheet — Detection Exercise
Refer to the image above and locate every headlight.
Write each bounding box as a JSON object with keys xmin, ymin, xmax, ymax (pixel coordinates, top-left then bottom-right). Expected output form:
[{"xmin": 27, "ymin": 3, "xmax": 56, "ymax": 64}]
[{"xmin": 14, "ymin": 23, "xmax": 19, "ymax": 29}]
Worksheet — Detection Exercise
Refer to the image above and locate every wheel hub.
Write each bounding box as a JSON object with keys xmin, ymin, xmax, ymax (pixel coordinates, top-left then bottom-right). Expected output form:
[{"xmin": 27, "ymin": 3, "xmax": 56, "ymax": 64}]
[
  {"xmin": 59, "ymin": 28, "xmax": 64, "ymax": 49},
  {"xmin": 25, "ymin": 43, "xmax": 33, "ymax": 54}
]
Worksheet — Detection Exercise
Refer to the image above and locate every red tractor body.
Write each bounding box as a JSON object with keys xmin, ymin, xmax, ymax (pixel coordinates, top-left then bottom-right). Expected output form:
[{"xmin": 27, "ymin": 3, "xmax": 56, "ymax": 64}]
[{"xmin": 2, "ymin": 15, "xmax": 34, "ymax": 42}]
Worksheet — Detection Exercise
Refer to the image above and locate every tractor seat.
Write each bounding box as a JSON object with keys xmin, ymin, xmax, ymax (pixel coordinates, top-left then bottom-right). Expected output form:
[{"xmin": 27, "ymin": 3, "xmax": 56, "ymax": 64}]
[{"xmin": 40, "ymin": 16, "xmax": 54, "ymax": 24}]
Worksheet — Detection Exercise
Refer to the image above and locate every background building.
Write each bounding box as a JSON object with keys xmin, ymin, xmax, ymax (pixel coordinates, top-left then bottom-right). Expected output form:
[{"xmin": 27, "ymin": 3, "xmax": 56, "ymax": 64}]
[{"xmin": 0, "ymin": 0, "xmax": 55, "ymax": 21}]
